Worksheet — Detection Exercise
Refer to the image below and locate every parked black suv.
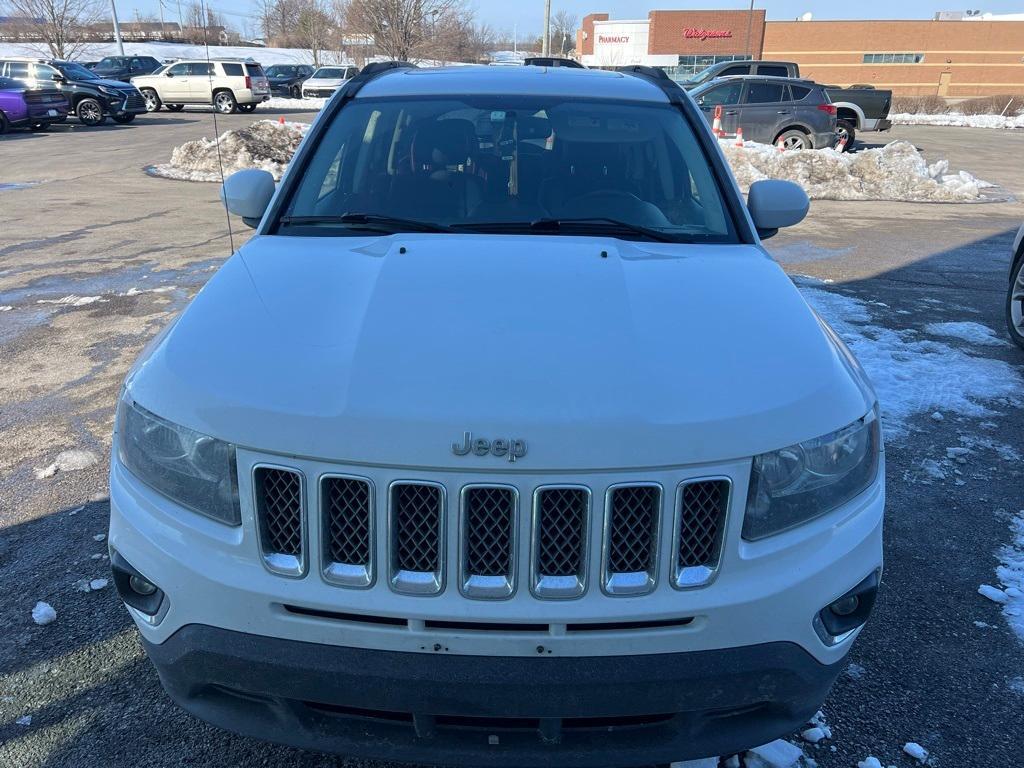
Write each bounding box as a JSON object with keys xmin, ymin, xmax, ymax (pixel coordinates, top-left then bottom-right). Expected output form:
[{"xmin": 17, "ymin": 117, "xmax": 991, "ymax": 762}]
[
  {"xmin": 0, "ymin": 58, "xmax": 148, "ymax": 125},
  {"xmin": 265, "ymin": 64, "xmax": 315, "ymax": 98},
  {"xmin": 90, "ymin": 55, "xmax": 162, "ymax": 82}
]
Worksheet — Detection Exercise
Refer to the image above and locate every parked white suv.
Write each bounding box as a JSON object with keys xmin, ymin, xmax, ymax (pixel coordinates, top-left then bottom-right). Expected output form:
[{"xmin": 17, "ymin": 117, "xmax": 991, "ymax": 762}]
[
  {"xmin": 109, "ymin": 62, "xmax": 884, "ymax": 765},
  {"xmin": 131, "ymin": 58, "xmax": 269, "ymax": 114},
  {"xmin": 301, "ymin": 65, "xmax": 358, "ymax": 98}
]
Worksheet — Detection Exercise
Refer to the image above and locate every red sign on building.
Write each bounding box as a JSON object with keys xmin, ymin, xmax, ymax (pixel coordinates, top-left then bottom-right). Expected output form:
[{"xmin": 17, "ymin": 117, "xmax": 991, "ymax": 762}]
[{"xmin": 683, "ymin": 28, "xmax": 733, "ymax": 40}]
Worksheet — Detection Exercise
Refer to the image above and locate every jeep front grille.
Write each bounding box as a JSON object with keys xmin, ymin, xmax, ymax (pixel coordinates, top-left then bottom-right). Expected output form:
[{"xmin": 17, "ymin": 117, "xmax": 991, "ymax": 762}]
[
  {"xmin": 673, "ymin": 479, "xmax": 730, "ymax": 588},
  {"xmin": 532, "ymin": 487, "xmax": 589, "ymax": 598},
  {"xmin": 322, "ymin": 476, "xmax": 373, "ymax": 587},
  {"xmin": 461, "ymin": 486, "xmax": 516, "ymax": 598},
  {"xmin": 390, "ymin": 482, "xmax": 444, "ymax": 594},
  {"xmin": 254, "ymin": 466, "xmax": 304, "ymax": 576},
  {"xmin": 604, "ymin": 485, "xmax": 660, "ymax": 595}
]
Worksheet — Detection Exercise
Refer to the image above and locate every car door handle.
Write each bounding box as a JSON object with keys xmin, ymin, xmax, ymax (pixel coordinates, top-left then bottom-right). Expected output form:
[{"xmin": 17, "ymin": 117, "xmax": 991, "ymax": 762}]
[
  {"xmin": 776, "ymin": 110, "xmax": 792, "ymax": 114},
  {"xmin": 724, "ymin": 110, "xmax": 739, "ymax": 115}
]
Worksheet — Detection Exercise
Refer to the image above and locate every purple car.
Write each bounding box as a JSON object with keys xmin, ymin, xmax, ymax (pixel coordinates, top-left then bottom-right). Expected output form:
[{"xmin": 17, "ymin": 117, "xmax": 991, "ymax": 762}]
[{"xmin": 0, "ymin": 75, "xmax": 68, "ymax": 133}]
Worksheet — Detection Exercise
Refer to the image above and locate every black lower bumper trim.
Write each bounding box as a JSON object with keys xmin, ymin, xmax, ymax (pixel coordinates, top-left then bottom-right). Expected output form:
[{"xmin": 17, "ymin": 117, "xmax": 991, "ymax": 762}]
[{"xmin": 143, "ymin": 625, "xmax": 845, "ymax": 766}]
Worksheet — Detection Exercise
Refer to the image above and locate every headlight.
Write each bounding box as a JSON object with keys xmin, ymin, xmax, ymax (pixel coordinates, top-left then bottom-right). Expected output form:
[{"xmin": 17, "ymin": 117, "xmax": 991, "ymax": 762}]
[
  {"xmin": 116, "ymin": 396, "xmax": 240, "ymax": 525},
  {"xmin": 743, "ymin": 407, "xmax": 880, "ymax": 540},
  {"xmin": 98, "ymin": 85, "xmax": 122, "ymax": 96}
]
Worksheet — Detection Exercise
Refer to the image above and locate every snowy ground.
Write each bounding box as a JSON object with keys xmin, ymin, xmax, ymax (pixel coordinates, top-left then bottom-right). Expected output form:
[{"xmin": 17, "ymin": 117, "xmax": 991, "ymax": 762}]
[{"xmin": 891, "ymin": 112, "xmax": 1024, "ymax": 130}]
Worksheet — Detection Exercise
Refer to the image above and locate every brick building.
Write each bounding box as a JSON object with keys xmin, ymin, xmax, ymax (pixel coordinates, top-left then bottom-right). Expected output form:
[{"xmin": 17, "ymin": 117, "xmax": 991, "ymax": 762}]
[{"xmin": 577, "ymin": 10, "xmax": 1024, "ymax": 97}]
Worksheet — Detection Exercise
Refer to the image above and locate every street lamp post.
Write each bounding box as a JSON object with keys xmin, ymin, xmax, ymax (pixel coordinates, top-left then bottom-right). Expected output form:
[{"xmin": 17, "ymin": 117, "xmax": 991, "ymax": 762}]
[
  {"xmin": 110, "ymin": 0, "xmax": 125, "ymax": 55},
  {"xmin": 745, "ymin": 0, "xmax": 756, "ymax": 59},
  {"xmin": 542, "ymin": 0, "xmax": 551, "ymax": 56}
]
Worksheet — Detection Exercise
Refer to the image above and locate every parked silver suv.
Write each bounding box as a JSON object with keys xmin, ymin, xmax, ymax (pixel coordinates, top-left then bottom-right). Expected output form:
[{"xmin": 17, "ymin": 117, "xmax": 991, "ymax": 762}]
[{"xmin": 691, "ymin": 76, "xmax": 837, "ymax": 150}]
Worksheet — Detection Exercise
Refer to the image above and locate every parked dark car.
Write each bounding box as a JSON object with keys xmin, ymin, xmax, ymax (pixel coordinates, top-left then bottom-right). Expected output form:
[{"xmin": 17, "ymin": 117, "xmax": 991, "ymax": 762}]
[
  {"xmin": 691, "ymin": 75, "xmax": 836, "ymax": 149},
  {"xmin": 91, "ymin": 55, "xmax": 162, "ymax": 82},
  {"xmin": 265, "ymin": 64, "xmax": 315, "ymax": 98},
  {"xmin": 0, "ymin": 58, "xmax": 147, "ymax": 126},
  {"xmin": 0, "ymin": 75, "xmax": 68, "ymax": 133},
  {"xmin": 679, "ymin": 60, "xmax": 892, "ymax": 149}
]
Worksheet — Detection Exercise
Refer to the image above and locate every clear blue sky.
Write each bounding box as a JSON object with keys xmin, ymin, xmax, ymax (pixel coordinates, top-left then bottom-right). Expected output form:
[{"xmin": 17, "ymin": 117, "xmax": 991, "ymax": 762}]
[{"xmin": 121, "ymin": 0, "xmax": 1024, "ymax": 41}]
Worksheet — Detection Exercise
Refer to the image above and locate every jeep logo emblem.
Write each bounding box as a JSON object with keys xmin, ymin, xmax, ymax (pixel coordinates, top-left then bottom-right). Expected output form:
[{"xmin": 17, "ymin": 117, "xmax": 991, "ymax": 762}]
[{"xmin": 452, "ymin": 432, "xmax": 527, "ymax": 462}]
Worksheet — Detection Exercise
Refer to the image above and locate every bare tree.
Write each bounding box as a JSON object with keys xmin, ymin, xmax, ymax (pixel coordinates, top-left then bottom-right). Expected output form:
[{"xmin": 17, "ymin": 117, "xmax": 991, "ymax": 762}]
[
  {"xmin": 550, "ymin": 9, "xmax": 576, "ymax": 56},
  {"xmin": 346, "ymin": 0, "xmax": 459, "ymax": 61},
  {"xmin": 294, "ymin": 0, "xmax": 335, "ymax": 66},
  {"xmin": 1, "ymin": 0, "xmax": 103, "ymax": 58}
]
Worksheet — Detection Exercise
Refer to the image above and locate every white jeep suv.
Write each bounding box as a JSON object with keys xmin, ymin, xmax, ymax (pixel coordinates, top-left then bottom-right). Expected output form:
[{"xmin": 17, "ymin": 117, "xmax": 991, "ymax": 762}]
[
  {"xmin": 131, "ymin": 58, "xmax": 269, "ymax": 114},
  {"xmin": 109, "ymin": 62, "xmax": 884, "ymax": 765}
]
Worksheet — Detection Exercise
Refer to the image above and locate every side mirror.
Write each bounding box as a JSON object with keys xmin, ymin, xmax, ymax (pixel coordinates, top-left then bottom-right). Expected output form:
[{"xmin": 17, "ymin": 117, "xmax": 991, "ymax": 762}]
[
  {"xmin": 53, "ymin": 74, "xmax": 66, "ymax": 83},
  {"xmin": 747, "ymin": 179, "xmax": 809, "ymax": 239},
  {"xmin": 165, "ymin": 71, "xmax": 174, "ymax": 77},
  {"xmin": 221, "ymin": 169, "xmax": 276, "ymax": 229}
]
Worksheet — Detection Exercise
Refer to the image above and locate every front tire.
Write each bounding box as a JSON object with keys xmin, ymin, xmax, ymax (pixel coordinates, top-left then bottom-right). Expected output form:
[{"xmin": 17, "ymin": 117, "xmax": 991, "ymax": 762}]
[
  {"xmin": 141, "ymin": 88, "xmax": 161, "ymax": 112},
  {"xmin": 111, "ymin": 113, "xmax": 136, "ymax": 124},
  {"xmin": 0, "ymin": 112, "xmax": 9, "ymax": 134},
  {"xmin": 776, "ymin": 129, "xmax": 810, "ymax": 151},
  {"xmin": 836, "ymin": 119, "xmax": 856, "ymax": 151},
  {"xmin": 213, "ymin": 90, "xmax": 237, "ymax": 114},
  {"xmin": 291, "ymin": 84, "xmax": 301, "ymax": 99},
  {"xmin": 76, "ymin": 98, "xmax": 105, "ymax": 126},
  {"xmin": 1007, "ymin": 254, "xmax": 1024, "ymax": 350}
]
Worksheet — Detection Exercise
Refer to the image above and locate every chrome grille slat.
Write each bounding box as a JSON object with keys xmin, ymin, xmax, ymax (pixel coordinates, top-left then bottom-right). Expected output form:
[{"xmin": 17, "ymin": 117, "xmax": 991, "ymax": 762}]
[
  {"xmin": 461, "ymin": 486, "xmax": 516, "ymax": 598},
  {"xmin": 254, "ymin": 466, "xmax": 304, "ymax": 577},
  {"xmin": 673, "ymin": 479, "xmax": 730, "ymax": 589},
  {"xmin": 532, "ymin": 487, "xmax": 588, "ymax": 598},
  {"xmin": 390, "ymin": 482, "xmax": 444, "ymax": 594},
  {"xmin": 604, "ymin": 485, "xmax": 660, "ymax": 595},
  {"xmin": 322, "ymin": 476, "xmax": 373, "ymax": 587}
]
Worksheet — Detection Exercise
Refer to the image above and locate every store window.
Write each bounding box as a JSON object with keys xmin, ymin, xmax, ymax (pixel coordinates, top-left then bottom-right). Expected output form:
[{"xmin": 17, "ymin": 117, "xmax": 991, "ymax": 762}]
[
  {"xmin": 664, "ymin": 54, "xmax": 751, "ymax": 82},
  {"xmin": 862, "ymin": 53, "xmax": 924, "ymax": 64}
]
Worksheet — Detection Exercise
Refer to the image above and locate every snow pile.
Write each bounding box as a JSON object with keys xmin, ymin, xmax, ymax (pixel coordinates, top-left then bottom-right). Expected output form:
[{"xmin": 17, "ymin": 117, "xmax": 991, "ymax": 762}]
[
  {"xmin": 902, "ymin": 742, "xmax": 929, "ymax": 762},
  {"xmin": 34, "ymin": 449, "xmax": 99, "ymax": 479},
  {"xmin": 924, "ymin": 321, "xmax": 1008, "ymax": 346},
  {"xmin": 720, "ymin": 139, "xmax": 995, "ymax": 202},
  {"xmin": 150, "ymin": 120, "xmax": 309, "ymax": 182},
  {"xmin": 75, "ymin": 578, "xmax": 109, "ymax": 593},
  {"xmin": 891, "ymin": 112, "xmax": 1024, "ymax": 130},
  {"xmin": 796, "ymin": 278, "xmax": 1023, "ymax": 438},
  {"xmin": 31, "ymin": 601, "xmax": 56, "ymax": 625}
]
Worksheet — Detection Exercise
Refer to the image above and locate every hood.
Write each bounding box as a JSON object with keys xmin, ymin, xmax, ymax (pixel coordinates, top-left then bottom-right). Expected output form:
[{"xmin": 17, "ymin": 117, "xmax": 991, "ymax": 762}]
[
  {"xmin": 89, "ymin": 77, "xmax": 136, "ymax": 89},
  {"xmin": 305, "ymin": 77, "xmax": 345, "ymax": 88},
  {"xmin": 127, "ymin": 234, "xmax": 874, "ymax": 470}
]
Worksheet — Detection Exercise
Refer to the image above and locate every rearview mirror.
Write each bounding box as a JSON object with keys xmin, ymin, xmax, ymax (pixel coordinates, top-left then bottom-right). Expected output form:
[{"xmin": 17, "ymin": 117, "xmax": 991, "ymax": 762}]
[
  {"xmin": 221, "ymin": 169, "xmax": 276, "ymax": 229},
  {"xmin": 747, "ymin": 179, "xmax": 809, "ymax": 239}
]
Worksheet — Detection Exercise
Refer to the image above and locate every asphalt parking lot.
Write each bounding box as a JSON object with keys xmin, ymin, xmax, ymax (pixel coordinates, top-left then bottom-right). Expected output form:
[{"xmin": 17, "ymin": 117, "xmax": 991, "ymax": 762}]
[{"xmin": 1, "ymin": 109, "xmax": 1023, "ymax": 768}]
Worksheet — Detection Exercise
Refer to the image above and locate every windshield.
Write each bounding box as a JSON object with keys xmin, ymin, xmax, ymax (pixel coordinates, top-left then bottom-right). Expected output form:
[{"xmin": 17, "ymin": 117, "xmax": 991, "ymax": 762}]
[
  {"xmin": 312, "ymin": 68, "xmax": 344, "ymax": 79},
  {"xmin": 57, "ymin": 62, "xmax": 98, "ymax": 80},
  {"xmin": 266, "ymin": 65, "xmax": 297, "ymax": 77},
  {"xmin": 277, "ymin": 95, "xmax": 735, "ymax": 243},
  {"xmin": 95, "ymin": 57, "xmax": 126, "ymax": 69}
]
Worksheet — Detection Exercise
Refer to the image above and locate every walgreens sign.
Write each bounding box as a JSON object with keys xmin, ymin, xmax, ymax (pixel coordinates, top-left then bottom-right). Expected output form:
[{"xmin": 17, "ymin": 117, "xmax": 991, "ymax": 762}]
[{"xmin": 683, "ymin": 27, "xmax": 733, "ymax": 41}]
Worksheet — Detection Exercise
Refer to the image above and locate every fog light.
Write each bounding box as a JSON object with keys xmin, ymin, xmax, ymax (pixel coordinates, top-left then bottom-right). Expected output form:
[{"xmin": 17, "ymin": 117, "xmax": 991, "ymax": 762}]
[
  {"xmin": 829, "ymin": 595, "xmax": 860, "ymax": 617},
  {"xmin": 129, "ymin": 574, "xmax": 157, "ymax": 596}
]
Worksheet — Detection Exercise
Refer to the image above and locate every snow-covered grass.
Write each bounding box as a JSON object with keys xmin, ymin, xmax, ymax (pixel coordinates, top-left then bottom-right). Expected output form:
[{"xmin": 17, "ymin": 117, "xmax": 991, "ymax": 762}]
[
  {"xmin": 891, "ymin": 112, "xmax": 1024, "ymax": 130},
  {"xmin": 795, "ymin": 277, "xmax": 1022, "ymax": 439},
  {"xmin": 721, "ymin": 139, "xmax": 996, "ymax": 202},
  {"xmin": 0, "ymin": 40, "xmax": 341, "ymax": 67}
]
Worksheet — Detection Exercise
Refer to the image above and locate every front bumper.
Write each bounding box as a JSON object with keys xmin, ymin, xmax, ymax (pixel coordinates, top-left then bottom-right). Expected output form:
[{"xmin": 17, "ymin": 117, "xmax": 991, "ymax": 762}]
[
  {"xmin": 105, "ymin": 91, "xmax": 147, "ymax": 116},
  {"xmin": 302, "ymin": 87, "xmax": 337, "ymax": 98},
  {"xmin": 269, "ymin": 83, "xmax": 299, "ymax": 96},
  {"xmin": 145, "ymin": 624, "xmax": 844, "ymax": 765}
]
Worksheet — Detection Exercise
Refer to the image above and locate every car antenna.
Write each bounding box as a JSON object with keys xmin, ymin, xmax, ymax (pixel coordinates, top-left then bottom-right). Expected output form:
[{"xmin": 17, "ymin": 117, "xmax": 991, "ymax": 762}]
[{"xmin": 199, "ymin": 0, "xmax": 236, "ymax": 255}]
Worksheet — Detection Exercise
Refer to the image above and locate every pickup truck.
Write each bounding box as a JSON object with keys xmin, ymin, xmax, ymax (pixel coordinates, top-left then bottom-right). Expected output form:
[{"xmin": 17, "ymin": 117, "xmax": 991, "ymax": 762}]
[{"xmin": 678, "ymin": 60, "xmax": 892, "ymax": 149}]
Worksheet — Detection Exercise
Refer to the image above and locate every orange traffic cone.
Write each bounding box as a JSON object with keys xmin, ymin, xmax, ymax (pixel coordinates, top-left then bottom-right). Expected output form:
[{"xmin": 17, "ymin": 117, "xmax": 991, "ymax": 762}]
[
  {"xmin": 836, "ymin": 134, "xmax": 848, "ymax": 152},
  {"xmin": 278, "ymin": 115, "xmax": 286, "ymax": 125},
  {"xmin": 734, "ymin": 127, "xmax": 744, "ymax": 147},
  {"xmin": 711, "ymin": 105, "xmax": 723, "ymax": 137},
  {"xmin": 776, "ymin": 136, "xmax": 786, "ymax": 152}
]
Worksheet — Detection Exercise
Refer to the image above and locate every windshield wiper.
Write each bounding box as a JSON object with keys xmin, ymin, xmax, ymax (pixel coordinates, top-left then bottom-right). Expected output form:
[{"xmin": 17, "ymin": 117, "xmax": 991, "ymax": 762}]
[
  {"xmin": 278, "ymin": 213, "xmax": 452, "ymax": 234},
  {"xmin": 453, "ymin": 217, "xmax": 681, "ymax": 243}
]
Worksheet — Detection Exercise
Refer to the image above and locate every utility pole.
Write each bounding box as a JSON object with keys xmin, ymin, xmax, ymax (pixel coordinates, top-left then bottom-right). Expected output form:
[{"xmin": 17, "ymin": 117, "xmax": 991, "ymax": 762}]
[
  {"xmin": 110, "ymin": 0, "xmax": 125, "ymax": 54},
  {"xmin": 745, "ymin": 0, "xmax": 755, "ymax": 59},
  {"xmin": 542, "ymin": 0, "xmax": 550, "ymax": 55},
  {"xmin": 157, "ymin": 0, "xmax": 165, "ymax": 38}
]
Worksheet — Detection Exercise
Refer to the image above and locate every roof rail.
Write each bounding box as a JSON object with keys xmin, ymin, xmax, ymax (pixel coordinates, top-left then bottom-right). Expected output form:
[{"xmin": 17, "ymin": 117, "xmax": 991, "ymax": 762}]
[
  {"xmin": 618, "ymin": 65, "xmax": 686, "ymax": 104},
  {"xmin": 359, "ymin": 60, "xmax": 416, "ymax": 77},
  {"xmin": 523, "ymin": 56, "xmax": 584, "ymax": 68}
]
